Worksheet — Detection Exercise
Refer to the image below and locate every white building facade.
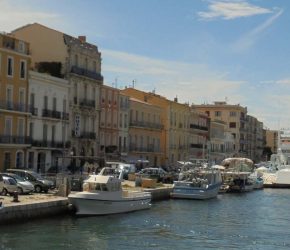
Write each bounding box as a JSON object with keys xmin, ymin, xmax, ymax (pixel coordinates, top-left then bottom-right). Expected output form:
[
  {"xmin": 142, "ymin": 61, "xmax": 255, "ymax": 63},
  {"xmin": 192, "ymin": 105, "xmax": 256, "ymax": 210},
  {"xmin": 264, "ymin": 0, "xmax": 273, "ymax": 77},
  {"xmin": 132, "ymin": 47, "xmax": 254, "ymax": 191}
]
[{"xmin": 28, "ymin": 71, "xmax": 70, "ymax": 173}]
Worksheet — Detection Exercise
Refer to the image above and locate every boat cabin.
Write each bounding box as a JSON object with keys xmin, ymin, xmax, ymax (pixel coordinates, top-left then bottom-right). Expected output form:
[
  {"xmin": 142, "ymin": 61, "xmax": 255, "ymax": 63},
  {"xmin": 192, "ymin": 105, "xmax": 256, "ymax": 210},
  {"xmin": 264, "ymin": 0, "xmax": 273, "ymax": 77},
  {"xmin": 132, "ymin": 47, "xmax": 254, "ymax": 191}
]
[{"xmin": 83, "ymin": 175, "xmax": 122, "ymax": 192}]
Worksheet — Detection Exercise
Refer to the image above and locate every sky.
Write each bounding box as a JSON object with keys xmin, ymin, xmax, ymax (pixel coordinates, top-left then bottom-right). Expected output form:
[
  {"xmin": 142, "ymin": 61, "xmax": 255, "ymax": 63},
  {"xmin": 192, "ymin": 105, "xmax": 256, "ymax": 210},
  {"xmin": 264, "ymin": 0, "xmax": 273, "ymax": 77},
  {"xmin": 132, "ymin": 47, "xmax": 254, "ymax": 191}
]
[{"xmin": 1, "ymin": 0, "xmax": 290, "ymax": 130}]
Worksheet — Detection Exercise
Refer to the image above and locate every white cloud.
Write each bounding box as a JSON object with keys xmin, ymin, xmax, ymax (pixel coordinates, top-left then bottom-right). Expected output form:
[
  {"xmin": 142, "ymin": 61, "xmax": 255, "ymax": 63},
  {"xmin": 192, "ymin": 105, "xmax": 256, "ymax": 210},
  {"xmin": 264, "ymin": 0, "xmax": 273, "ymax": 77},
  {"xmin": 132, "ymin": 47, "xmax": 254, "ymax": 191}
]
[
  {"xmin": 233, "ymin": 8, "xmax": 283, "ymax": 51},
  {"xmin": 102, "ymin": 49, "xmax": 245, "ymax": 104},
  {"xmin": 198, "ymin": 1, "xmax": 272, "ymax": 20},
  {"xmin": 0, "ymin": 0, "xmax": 62, "ymax": 32},
  {"xmin": 276, "ymin": 78, "xmax": 290, "ymax": 86}
]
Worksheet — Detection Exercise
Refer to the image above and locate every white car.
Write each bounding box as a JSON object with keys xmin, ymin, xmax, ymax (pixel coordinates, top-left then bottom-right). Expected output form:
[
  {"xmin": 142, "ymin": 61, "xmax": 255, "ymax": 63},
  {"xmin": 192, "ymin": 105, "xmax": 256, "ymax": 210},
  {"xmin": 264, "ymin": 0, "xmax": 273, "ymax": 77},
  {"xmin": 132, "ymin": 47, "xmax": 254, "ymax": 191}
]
[
  {"xmin": 2, "ymin": 176, "xmax": 18, "ymax": 196},
  {"xmin": 3, "ymin": 173, "xmax": 34, "ymax": 194}
]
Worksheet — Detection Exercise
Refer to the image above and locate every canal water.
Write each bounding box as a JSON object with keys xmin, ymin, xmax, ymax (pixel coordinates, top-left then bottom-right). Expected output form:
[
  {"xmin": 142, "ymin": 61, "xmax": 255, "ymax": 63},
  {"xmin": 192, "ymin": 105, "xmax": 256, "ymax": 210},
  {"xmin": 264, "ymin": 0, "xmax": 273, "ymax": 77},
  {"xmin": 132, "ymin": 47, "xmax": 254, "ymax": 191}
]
[{"xmin": 1, "ymin": 188, "xmax": 290, "ymax": 250}]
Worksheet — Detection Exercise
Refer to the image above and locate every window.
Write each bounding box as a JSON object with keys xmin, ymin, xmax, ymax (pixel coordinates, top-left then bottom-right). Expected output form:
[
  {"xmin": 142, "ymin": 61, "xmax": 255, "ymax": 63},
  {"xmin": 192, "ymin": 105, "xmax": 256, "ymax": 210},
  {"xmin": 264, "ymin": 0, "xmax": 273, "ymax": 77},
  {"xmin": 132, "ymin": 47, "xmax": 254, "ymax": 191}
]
[
  {"xmin": 229, "ymin": 122, "xmax": 236, "ymax": 128},
  {"xmin": 4, "ymin": 152, "xmax": 11, "ymax": 170},
  {"xmin": 230, "ymin": 111, "xmax": 236, "ymax": 117},
  {"xmin": 52, "ymin": 125, "xmax": 56, "ymax": 143},
  {"xmin": 119, "ymin": 113, "xmax": 123, "ymax": 128},
  {"xmin": 29, "ymin": 122, "xmax": 34, "ymax": 137},
  {"xmin": 4, "ymin": 117, "xmax": 12, "ymax": 136},
  {"xmin": 43, "ymin": 124, "xmax": 48, "ymax": 141},
  {"xmin": 232, "ymin": 133, "xmax": 236, "ymax": 139},
  {"xmin": 124, "ymin": 114, "xmax": 128, "ymax": 128},
  {"xmin": 53, "ymin": 97, "xmax": 57, "ymax": 111},
  {"xmin": 7, "ymin": 56, "xmax": 13, "ymax": 77},
  {"xmin": 18, "ymin": 41, "xmax": 25, "ymax": 53},
  {"xmin": 19, "ymin": 89, "xmax": 25, "ymax": 111},
  {"xmin": 63, "ymin": 99, "xmax": 67, "ymax": 113},
  {"xmin": 44, "ymin": 96, "xmax": 48, "ymax": 109},
  {"xmin": 205, "ymin": 111, "xmax": 210, "ymax": 116},
  {"xmin": 215, "ymin": 111, "xmax": 221, "ymax": 117},
  {"xmin": 30, "ymin": 93, "xmax": 35, "ymax": 107},
  {"xmin": 18, "ymin": 118, "xmax": 25, "ymax": 137},
  {"xmin": 6, "ymin": 87, "xmax": 13, "ymax": 109},
  {"xmin": 20, "ymin": 60, "xmax": 26, "ymax": 79}
]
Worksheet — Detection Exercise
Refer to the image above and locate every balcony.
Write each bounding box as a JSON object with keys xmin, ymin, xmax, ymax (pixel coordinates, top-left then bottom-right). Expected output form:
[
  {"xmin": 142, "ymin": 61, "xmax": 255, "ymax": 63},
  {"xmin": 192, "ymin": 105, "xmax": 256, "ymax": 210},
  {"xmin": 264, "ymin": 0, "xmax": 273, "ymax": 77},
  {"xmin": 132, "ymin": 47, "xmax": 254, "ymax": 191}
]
[
  {"xmin": 129, "ymin": 121, "xmax": 164, "ymax": 130},
  {"xmin": 30, "ymin": 107, "xmax": 38, "ymax": 116},
  {"xmin": 129, "ymin": 144, "xmax": 156, "ymax": 153},
  {"xmin": 71, "ymin": 66, "xmax": 103, "ymax": 81},
  {"xmin": 31, "ymin": 140, "xmax": 71, "ymax": 148},
  {"xmin": 42, "ymin": 109, "xmax": 61, "ymax": 119},
  {"xmin": 71, "ymin": 130, "xmax": 96, "ymax": 140},
  {"xmin": 190, "ymin": 143, "xmax": 204, "ymax": 149},
  {"xmin": 79, "ymin": 98, "xmax": 96, "ymax": 109},
  {"xmin": 0, "ymin": 135, "xmax": 31, "ymax": 144},
  {"xmin": 190, "ymin": 124, "xmax": 208, "ymax": 131},
  {"xmin": 0, "ymin": 100, "xmax": 30, "ymax": 113}
]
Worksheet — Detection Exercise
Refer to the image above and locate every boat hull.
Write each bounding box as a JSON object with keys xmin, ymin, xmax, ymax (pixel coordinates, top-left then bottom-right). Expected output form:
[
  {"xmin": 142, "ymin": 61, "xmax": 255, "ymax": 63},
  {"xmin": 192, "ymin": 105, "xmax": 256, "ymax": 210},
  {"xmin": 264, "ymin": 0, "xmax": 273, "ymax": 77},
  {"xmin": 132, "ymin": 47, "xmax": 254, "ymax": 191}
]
[
  {"xmin": 171, "ymin": 183, "xmax": 221, "ymax": 200},
  {"xmin": 68, "ymin": 195, "xmax": 151, "ymax": 215}
]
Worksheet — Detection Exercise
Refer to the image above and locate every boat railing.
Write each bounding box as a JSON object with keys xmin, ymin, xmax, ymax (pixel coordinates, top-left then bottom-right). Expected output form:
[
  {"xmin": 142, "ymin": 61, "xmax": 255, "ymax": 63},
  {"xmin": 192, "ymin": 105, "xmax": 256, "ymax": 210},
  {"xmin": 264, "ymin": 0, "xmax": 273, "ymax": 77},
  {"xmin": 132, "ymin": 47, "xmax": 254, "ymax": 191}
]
[{"xmin": 123, "ymin": 189, "xmax": 151, "ymax": 198}]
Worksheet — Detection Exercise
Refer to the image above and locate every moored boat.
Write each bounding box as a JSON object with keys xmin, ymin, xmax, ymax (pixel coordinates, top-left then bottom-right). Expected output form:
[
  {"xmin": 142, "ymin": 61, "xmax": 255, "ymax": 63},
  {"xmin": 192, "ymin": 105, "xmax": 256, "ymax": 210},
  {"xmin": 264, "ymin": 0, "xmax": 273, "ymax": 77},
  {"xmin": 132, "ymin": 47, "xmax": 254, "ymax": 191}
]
[
  {"xmin": 68, "ymin": 168, "xmax": 151, "ymax": 215},
  {"xmin": 171, "ymin": 165, "xmax": 222, "ymax": 200}
]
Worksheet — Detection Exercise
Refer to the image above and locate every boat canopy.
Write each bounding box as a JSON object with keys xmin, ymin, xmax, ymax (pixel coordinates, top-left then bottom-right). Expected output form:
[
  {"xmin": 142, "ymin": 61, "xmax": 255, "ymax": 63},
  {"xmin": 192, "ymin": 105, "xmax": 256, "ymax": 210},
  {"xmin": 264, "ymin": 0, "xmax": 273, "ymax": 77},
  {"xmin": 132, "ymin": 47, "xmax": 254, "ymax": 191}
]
[{"xmin": 221, "ymin": 158, "xmax": 254, "ymax": 172}]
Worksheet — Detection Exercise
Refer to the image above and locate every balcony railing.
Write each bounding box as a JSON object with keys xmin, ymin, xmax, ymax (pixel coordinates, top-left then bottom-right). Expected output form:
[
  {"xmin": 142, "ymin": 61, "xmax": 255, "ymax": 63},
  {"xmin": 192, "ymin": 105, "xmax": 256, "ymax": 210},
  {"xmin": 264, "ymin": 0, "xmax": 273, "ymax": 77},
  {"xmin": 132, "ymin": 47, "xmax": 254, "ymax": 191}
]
[
  {"xmin": 79, "ymin": 98, "xmax": 96, "ymax": 108},
  {"xmin": 129, "ymin": 121, "xmax": 164, "ymax": 130},
  {"xmin": 129, "ymin": 144, "xmax": 157, "ymax": 152},
  {"xmin": 190, "ymin": 143, "xmax": 204, "ymax": 149},
  {"xmin": 31, "ymin": 140, "xmax": 71, "ymax": 148},
  {"xmin": 190, "ymin": 124, "xmax": 208, "ymax": 131},
  {"xmin": 42, "ymin": 109, "xmax": 62, "ymax": 119},
  {"xmin": 0, "ymin": 100, "xmax": 30, "ymax": 113},
  {"xmin": 0, "ymin": 135, "xmax": 31, "ymax": 144},
  {"xmin": 30, "ymin": 107, "xmax": 38, "ymax": 116},
  {"xmin": 71, "ymin": 130, "xmax": 96, "ymax": 140},
  {"xmin": 71, "ymin": 66, "xmax": 103, "ymax": 81}
]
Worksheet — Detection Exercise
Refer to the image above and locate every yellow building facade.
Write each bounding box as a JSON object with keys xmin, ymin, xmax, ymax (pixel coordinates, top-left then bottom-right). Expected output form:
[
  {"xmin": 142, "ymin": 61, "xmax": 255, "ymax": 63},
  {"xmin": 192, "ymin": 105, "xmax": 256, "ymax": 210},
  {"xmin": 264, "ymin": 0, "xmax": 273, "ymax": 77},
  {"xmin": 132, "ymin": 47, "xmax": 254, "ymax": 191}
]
[
  {"xmin": 128, "ymin": 97, "xmax": 163, "ymax": 166},
  {"xmin": 0, "ymin": 33, "xmax": 30, "ymax": 171},
  {"xmin": 121, "ymin": 88, "xmax": 196, "ymax": 167}
]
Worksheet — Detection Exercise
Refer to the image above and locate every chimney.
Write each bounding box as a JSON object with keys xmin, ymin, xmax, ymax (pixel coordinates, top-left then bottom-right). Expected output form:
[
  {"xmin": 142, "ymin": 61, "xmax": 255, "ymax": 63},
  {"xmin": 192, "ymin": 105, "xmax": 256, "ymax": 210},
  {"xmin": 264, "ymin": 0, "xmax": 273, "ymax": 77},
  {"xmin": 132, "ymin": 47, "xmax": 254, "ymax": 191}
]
[
  {"xmin": 78, "ymin": 36, "xmax": 86, "ymax": 43},
  {"xmin": 174, "ymin": 96, "xmax": 178, "ymax": 103}
]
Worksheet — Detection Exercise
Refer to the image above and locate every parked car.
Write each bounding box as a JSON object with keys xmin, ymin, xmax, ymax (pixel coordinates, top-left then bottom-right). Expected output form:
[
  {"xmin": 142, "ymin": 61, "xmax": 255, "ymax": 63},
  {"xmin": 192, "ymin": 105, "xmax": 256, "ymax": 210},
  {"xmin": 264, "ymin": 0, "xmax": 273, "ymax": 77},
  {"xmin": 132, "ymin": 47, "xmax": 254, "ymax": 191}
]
[
  {"xmin": 2, "ymin": 176, "xmax": 18, "ymax": 196},
  {"xmin": 0, "ymin": 175, "xmax": 3, "ymax": 194},
  {"xmin": 136, "ymin": 167, "xmax": 174, "ymax": 183},
  {"xmin": 6, "ymin": 169, "xmax": 54, "ymax": 193},
  {"xmin": 2, "ymin": 173, "xmax": 34, "ymax": 194}
]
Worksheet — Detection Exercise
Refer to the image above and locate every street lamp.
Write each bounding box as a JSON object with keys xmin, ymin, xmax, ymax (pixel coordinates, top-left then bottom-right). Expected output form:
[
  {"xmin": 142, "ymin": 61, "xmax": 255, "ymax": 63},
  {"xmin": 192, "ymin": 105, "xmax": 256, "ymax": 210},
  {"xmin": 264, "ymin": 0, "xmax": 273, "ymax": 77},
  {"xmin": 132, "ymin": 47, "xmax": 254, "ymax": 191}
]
[{"xmin": 70, "ymin": 150, "xmax": 75, "ymax": 174}]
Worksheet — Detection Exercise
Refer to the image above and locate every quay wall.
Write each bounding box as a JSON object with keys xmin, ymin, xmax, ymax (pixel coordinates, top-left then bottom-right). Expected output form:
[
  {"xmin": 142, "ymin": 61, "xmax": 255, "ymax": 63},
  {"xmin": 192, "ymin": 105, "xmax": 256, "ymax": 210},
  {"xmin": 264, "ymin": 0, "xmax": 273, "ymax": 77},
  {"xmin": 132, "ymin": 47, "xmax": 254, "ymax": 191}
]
[
  {"xmin": 0, "ymin": 198, "xmax": 69, "ymax": 225},
  {"xmin": 145, "ymin": 187, "xmax": 173, "ymax": 201}
]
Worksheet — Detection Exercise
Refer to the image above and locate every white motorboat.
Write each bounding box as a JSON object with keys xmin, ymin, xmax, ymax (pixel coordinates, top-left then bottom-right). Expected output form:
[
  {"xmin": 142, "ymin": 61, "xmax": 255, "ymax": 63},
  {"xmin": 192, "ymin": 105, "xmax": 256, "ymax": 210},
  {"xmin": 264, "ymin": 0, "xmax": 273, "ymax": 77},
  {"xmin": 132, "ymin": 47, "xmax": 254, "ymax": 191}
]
[
  {"xmin": 171, "ymin": 166, "xmax": 222, "ymax": 200},
  {"xmin": 68, "ymin": 168, "xmax": 151, "ymax": 215}
]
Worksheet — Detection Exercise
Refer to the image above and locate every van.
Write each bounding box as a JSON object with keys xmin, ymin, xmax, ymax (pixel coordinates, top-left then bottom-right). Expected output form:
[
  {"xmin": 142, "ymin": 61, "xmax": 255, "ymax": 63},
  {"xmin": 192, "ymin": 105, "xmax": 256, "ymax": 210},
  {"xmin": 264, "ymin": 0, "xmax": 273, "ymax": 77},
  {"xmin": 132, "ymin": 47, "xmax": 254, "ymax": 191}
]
[{"xmin": 6, "ymin": 169, "xmax": 54, "ymax": 193}]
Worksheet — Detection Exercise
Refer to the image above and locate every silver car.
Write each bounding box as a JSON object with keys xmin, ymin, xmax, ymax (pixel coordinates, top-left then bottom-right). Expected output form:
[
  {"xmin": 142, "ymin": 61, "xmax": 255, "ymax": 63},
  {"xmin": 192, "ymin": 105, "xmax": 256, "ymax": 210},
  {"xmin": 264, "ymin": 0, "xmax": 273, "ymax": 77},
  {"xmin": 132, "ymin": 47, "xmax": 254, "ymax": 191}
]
[
  {"xmin": 2, "ymin": 176, "xmax": 18, "ymax": 196},
  {"xmin": 4, "ymin": 173, "xmax": 34, "ymax": 194}
]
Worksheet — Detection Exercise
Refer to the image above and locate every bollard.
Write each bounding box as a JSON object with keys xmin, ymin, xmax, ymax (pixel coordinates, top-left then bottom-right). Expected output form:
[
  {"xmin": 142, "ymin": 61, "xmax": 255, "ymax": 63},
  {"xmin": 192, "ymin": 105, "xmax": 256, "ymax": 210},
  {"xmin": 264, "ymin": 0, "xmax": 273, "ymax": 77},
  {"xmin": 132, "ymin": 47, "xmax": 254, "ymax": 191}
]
[{"xmin": 12, "ymin": 191, "xmax": 19, "ymax": 202}]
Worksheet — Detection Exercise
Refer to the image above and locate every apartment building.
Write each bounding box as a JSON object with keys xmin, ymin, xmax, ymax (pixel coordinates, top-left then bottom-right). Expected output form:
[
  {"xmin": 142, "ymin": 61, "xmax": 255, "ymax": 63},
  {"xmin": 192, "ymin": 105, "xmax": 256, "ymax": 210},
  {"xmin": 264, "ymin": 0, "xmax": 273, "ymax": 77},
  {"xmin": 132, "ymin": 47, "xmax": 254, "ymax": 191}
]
[
  {"xmin": 12, "ymin": 23, "xmax": 103, "ymax": 169},
  {"xmin": 128, "ymin": 97, "xmax": 163, "ymax": 166},
  {"xmin": 209, "ymin": 119, "xmax": 235, "ymax": 163},
  {"xmin": 0, "ymin": 33, "xmax": 31, "ymax": 171},
  {"xmin": 28, "ymin": 71, "xmax": 70, "ymax": 173},
  {"xmin": 195, "ymin": 101, "xmax": 248, "ymax": 157},
  {"xmin": 99, "ymin": 85, "xmax": 120, "ymax": 161},
  {"xmin": 188, "ymin": 109, "xmax": 210, "ymax": 161},
  {"xmin": 266, "ymin": 129, "xmax": 278, "ymax": 155},
  {"xmin": 119, "ymin": 93, "xmax": 130, "ymax": 159}
]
